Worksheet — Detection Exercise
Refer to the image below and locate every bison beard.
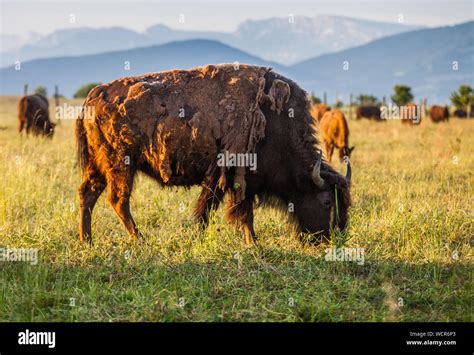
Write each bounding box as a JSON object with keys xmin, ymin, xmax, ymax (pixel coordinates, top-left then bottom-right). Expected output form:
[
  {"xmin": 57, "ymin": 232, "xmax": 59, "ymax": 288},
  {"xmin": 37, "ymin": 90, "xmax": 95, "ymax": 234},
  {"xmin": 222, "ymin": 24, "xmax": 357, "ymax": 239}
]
[{"xmin": 76, "ymin": 64, "xmax": 351, "ymax": 244}]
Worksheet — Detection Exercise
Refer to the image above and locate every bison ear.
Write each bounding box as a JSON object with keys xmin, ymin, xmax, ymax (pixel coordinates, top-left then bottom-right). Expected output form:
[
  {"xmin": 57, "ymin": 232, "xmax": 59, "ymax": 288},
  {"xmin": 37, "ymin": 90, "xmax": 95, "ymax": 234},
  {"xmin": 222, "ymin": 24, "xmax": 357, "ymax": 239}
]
[{"xmin": 267, "ymin": 79, "xmax": 291, "ymax": 115}]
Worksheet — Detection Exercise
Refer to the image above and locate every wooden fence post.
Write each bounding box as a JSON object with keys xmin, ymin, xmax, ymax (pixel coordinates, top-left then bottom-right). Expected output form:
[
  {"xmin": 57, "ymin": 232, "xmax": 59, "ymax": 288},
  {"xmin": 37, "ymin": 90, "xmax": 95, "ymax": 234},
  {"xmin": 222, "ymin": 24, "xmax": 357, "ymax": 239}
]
[
  {"xmin": 54, "ymin": 85, "xmax": 61, "ymax": 125},
  {"xmin": 23, "ymin": 84, "xmax": 28, "ymax": 96},
  {"xmin": 54, "ymin": 85, "xmax": 60, "ymax": 107},
  {"xmin": 349, "ymin": 93, "xmax": 353, "ymax": 120}
]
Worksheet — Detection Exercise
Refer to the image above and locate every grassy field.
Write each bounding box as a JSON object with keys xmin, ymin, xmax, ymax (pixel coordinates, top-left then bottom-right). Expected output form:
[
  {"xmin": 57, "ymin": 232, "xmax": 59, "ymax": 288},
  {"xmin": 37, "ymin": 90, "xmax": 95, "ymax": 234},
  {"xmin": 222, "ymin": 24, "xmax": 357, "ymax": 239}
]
[{"xmin": 0, "ymin": 96, "xmax": 472, "ymax": 322}]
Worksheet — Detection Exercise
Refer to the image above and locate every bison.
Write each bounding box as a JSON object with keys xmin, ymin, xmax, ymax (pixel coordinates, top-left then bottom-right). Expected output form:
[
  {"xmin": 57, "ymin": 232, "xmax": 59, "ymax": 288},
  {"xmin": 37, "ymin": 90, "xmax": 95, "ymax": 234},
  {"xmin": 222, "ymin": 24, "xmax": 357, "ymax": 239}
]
[
  {"xmin": 429, "ymin": 105, "xmax": 449, "ymax": 123},
  {"xmin": 18, "ymin": 94, "xmax": 55, "ymax": 137},
  {"xmin": 310, "ymin": 103, "xmax": 330, "ymax": 122},
  {"xmin": 356, "ymin": 105, "xmax": 382, "ymax": 121},
  {"xmin": 454, "ymin": 109, "xmax": 467, "ymax": 118},
  {"xmin": 320, "ymin": 109, "xmax": 354, "ymax": 163},
  {"xmin": 454, "ymin": 107, "xmax": 473, "ymax": 118},
  {"xmin": 76, "ymin": 64, "xmax": 351, "ymax": 245}
]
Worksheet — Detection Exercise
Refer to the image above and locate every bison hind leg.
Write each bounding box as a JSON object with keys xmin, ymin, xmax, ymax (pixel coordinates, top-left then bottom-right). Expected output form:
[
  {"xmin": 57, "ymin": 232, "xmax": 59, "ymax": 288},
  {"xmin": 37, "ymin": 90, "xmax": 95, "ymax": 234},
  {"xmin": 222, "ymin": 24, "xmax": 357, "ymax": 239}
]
[
  {"xmin": 79, "ymin": 169, "xmax": 107, "ymax": 243},
  {"xmin": 194, "ymin": 171, "xmax": 225, "ymax": 229},
  {"xmin": 106, "ymin": 170, "xmax": 142, "ymax": 241},
  {"xmin": 18, "ymin": 119, "xmax": 25, "ymax": 134}
]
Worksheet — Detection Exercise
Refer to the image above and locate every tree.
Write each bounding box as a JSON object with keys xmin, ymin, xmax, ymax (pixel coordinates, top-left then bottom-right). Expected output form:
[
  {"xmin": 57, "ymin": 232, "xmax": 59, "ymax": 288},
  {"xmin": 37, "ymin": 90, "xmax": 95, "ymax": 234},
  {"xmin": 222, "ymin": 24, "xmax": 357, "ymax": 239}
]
[
  {"xmin": 391, "ymin": 85, "xmax": 413, "ymax": 106},
  {"xmin": 309, "ymin": 92, "xmax": 322, "ymax": 105},
  {"xmin": 74, "ymin": 83, "xmax": 101, "ymax": 98},
  {"xmin": 334, "ymin": 100, "xmax": 344, "ymax": 108},
  {"xmin": 34, "ymin": 86, "xmax": 47, "ymax": 97},
  {"xmin": 450, "ymin": 85, "xmax": 473, "ymax": 117},
  {"xmin": 356, "ymin": 94, "xmax": 379, "ymax": 106}
]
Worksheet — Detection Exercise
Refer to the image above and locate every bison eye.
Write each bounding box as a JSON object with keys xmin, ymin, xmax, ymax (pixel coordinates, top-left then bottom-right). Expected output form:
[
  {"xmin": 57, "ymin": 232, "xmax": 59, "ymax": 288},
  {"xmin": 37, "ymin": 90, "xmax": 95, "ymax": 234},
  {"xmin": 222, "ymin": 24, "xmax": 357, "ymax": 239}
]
[{"xmin": 322, "ymin": 199, "xmax": 332, "ymax": 208}]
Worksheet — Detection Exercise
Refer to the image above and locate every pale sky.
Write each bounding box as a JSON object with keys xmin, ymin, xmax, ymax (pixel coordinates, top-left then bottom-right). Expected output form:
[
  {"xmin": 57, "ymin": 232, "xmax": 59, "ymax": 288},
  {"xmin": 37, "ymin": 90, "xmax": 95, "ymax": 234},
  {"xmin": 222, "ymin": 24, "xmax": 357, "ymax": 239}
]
[{"xmin": 1, "ymin": 0, "xmax": 473, "ymax": 36}]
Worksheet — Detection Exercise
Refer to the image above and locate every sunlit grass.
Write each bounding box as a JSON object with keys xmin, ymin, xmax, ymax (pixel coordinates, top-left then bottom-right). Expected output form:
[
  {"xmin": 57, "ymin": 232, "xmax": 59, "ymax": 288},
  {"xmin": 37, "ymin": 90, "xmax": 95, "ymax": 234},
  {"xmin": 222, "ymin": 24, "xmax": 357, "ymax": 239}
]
[{"xmin": 0, "ymin": 96, "xmax": 472, "ymax": 321}]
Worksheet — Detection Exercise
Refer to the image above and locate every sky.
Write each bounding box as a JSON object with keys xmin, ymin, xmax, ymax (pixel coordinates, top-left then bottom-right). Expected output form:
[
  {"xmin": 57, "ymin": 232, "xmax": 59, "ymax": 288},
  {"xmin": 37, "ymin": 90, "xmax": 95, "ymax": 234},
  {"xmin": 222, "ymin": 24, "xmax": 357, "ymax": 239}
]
[{"xmin": 1, "ymin": 0, "xmax": 473, "ymax": 36}]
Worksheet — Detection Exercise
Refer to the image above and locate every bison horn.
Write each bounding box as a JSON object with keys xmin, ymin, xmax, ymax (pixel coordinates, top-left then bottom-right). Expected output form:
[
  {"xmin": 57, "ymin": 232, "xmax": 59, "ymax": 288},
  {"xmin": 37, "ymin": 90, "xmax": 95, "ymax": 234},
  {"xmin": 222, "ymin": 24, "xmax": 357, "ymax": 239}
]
[
  {"xmin": 343, "ymin": 155, "xmax": 352, "ymax": 184},
  {"xmin": 312, "ymin": 150, "xmax": 325, "ymax": 188}
]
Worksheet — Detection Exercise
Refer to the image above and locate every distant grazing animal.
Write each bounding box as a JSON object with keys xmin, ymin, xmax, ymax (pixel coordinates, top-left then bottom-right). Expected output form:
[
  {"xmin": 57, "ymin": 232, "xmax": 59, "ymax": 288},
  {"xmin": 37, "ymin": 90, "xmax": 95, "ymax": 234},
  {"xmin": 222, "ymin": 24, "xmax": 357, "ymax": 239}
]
[
  {"xmin": 320, "ymin": 109, "xmax": 354, "ymax": 163},
  {"xmin": 356, "ymin": 105, "xmax": 382, "ymax": 121},
  {"xmin": 310, "ymin": 103, "xmax": 330, "ymax": 122},
  {"xmin": 18, "ymin": 94, "xmax": 55, "ymax": 137},
  {"xmin": 401, "ymin": 103, "xmax": 420, "ymax": 125},
  {"xmin": 454, "ymin": 109, "xmax": 467, "ymax": 118},
  {"xmin": 76, "ymin": 64, "xmax": 351, "ymax": 245},
  {"xmin": 429, "ymin": 105, "xmax": 449, "ymax": 123},
  {"xmin": 453, "ymin": 108, "xmax": 473, "ymax": 118}
]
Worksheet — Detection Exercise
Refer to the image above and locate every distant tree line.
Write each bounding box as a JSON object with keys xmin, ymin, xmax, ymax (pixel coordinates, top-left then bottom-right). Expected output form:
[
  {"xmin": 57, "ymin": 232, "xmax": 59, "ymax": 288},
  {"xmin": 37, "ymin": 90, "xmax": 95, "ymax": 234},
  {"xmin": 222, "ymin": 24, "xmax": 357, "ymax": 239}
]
[
  {"xmin": 31, "ymin": 83, "xmax": 474, "ymax": 117},
  {"xmin": 73, "ymin": 83, "xmax": 102, "ymax": 98}
]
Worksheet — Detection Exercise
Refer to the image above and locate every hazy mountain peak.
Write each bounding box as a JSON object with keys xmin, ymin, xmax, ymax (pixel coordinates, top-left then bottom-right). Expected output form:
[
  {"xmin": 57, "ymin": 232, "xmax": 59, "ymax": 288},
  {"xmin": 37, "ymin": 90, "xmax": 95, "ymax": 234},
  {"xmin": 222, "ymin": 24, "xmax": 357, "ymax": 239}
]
[{"xmin": 1, "ymin": 15, "xmax": 424, "ymax": 67}]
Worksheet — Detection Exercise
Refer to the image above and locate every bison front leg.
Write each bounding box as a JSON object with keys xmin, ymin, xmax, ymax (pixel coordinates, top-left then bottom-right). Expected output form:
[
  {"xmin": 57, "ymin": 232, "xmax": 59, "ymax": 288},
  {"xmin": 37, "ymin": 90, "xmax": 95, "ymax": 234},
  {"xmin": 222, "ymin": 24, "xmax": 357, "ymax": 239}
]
[
  {"xmin": 79, "ymin": 173, "xmax": 106, "ymax": 243},
  {"xmin": 226, "ymin": 196, "xmax": 257, "ymax": 245},
  {"xmin": 107, "ymin": 172, "xmax": 141, "ymax": 241}
]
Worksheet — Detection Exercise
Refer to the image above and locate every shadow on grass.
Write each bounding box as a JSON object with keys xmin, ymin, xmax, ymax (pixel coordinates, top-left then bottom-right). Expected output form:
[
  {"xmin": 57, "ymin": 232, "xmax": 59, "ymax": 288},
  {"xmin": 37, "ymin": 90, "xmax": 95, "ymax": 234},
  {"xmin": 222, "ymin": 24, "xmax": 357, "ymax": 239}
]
[{"xmin": 0, "ymin": 245, "xmax": 470, "ymax": 322}]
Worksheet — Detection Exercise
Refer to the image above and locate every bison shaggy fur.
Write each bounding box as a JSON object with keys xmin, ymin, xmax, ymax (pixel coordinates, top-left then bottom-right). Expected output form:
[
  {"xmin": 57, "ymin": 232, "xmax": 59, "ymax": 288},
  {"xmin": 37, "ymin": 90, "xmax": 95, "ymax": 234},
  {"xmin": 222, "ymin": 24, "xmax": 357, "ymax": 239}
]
[{"xmin": 76, "ymin": 64, "xmax": 351, "ymax": 245}]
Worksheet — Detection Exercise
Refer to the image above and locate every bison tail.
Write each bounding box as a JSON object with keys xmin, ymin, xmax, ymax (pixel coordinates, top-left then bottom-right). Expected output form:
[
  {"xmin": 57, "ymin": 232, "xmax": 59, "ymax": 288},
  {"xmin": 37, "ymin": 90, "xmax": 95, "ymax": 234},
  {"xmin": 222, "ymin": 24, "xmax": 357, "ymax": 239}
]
[{"xmin": 75, "ymin": 108, "xmax": 88, "ymax": 173}]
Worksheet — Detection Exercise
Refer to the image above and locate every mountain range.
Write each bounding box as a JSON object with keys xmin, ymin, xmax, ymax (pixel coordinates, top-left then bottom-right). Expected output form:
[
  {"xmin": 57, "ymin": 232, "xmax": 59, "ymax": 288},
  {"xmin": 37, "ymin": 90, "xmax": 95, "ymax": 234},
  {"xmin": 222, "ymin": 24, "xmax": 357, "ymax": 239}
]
[
  {"xmin": 0, "ymin": 40, "xmax": 287, "ymax": 99},
  {"xmin": 0, "ymin": 20, "xmax": 472, "ymax": 104},
  {"xmin": 292, "ymin": 20, "xmax": 474, "ymax": 103},
  {"xmin": 0, "ymin": 15, "xmax": 421, "ymax": 67}
]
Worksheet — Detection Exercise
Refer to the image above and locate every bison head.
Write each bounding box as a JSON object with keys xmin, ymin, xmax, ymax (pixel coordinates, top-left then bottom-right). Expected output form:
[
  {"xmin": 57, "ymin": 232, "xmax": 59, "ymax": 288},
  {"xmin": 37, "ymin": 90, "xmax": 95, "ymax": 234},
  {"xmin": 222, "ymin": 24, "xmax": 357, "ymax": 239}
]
[
  {"xmin": 294, "ymin": 150, "xmax": 351, "ymax": 242},
  {"xmin": 43, "ymin": 120, "xmax": 56, "ymax": 138}
]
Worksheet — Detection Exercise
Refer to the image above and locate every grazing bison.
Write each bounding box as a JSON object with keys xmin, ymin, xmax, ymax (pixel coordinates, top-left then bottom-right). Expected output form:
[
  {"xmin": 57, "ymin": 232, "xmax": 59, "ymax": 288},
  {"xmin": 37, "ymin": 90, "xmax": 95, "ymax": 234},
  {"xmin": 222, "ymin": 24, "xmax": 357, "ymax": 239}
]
[
  {"xmin": 453, "ymin": 108, "xmax": 473, "ymax": 118},
  {"xmin": 76, "ymin": 64, "xmax": 351, "ymax": 245},
  {"xmin": 356, "ymin": 105, "xmax": 382, "ymax": 121},
  {"xmin": 429, "ymin": 105, "xmax": 449, "ymax": 123},
  {"xmin": 401, "ymin": 103, "xmax": 420, "ymax": 125},
  {"xmin": 18, "ymin": 94, "xmax": 55, "ymax": 137},
  {"xmin": 310, "ymin": 103, "xmax": 330, "ymax": 122},
  {"xmin": 320, "ymin": 109, "xmax": 354, "ymax": 163}
]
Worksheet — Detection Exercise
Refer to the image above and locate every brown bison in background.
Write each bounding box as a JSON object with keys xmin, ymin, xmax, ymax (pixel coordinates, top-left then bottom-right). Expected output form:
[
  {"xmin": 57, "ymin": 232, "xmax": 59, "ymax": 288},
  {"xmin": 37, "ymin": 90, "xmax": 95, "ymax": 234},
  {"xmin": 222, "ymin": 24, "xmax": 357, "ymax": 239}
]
[
  {"xmin": 76, "ymin": 64, "xmax": 351, "ymax": 245},
  {"xmin": 356, "ymin": 105, "xmax": 382, "ymax": 121},
  {"xmin": 401, "ymin": 103, "xmax": 420, "ymax": 125},
  {"xmin": 310, "ymin": 103, "xmax": 330, "ymax": 122},
  {"xmin": 18, "ymin": 94, "xmax": 55, "ymax": 137},
  {"xmin": 320, "ymin": 109, "xmax": 354, "ymax": 163},
  {"xmin": 429, "ymin": 105, "xmax": 449, "ymax": 123}
]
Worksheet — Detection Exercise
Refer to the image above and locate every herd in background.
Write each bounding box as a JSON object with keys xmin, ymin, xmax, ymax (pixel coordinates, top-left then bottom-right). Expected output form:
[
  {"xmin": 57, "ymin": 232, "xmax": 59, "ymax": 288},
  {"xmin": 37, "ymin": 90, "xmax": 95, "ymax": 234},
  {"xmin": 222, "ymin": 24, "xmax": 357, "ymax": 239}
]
[
  {"xmin": 310, "ymin": 97, "xmax": 463, "ymax": 163},
  {"xmin": 14, "ymin": 87, "xmax": 470, "ymax": 169}
]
